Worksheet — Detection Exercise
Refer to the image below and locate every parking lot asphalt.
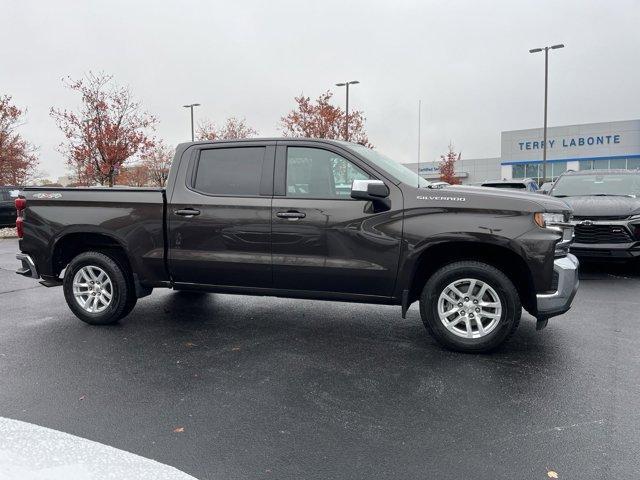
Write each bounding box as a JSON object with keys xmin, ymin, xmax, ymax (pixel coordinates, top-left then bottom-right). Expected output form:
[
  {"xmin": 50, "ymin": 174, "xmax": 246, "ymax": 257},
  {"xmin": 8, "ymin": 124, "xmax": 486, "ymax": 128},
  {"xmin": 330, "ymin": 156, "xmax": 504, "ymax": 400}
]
[{"xmin": 0, "ymin": 237, "xmax": 639, "ymax": 480}]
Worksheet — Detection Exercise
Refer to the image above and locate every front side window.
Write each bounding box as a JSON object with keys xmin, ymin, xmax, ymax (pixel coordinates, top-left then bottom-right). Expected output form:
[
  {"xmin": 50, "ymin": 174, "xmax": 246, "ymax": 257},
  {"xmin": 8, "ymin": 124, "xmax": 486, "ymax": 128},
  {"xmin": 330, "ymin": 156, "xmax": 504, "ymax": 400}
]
[
  {"xmin": 286, "ymin": 147, "xmax": 370, "ymax": 198},
  {"xmin": 194, "ymin": 147, "xmax": 264, "ymax": 196}
]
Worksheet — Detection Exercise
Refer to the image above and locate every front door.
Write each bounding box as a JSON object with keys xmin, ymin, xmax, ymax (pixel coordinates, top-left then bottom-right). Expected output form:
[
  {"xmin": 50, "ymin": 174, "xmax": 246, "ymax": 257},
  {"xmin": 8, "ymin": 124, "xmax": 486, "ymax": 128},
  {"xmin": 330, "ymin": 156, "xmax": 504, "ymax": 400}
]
[
  {"xmin": 168, "ymin": 142, "xmax": 275, "ymax": 287},
  {"xmin": 271, "ymin": 143, "xmax": 403, "ymax": 297}
]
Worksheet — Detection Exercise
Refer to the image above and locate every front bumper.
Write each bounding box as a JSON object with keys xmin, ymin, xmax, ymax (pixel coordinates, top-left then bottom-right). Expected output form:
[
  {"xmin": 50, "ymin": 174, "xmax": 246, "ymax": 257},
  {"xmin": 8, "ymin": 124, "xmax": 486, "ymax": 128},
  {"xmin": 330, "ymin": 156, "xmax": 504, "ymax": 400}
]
[
  {"xmin": 571, "ymin": 242, "xmax": 640, "ymax": 259},
  {"xmin": 536, "ymin": 253, "xmax": 579, "ymax": 319}
]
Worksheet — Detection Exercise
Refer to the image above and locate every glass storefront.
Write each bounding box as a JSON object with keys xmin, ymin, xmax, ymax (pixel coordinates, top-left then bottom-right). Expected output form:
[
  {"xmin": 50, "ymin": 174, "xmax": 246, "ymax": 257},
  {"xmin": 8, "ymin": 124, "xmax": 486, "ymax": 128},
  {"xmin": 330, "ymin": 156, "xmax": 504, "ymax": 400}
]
[
  {"xmin": 511, "ymin": 161, "xmax": 568, "ymax": 182},
  {"xmin": 512, "ymin": 157, "xmax": 640, "ymax": 184},
  {"xmin": 579, "ymin": 157, "xmax": 640, "ymax": 170}
]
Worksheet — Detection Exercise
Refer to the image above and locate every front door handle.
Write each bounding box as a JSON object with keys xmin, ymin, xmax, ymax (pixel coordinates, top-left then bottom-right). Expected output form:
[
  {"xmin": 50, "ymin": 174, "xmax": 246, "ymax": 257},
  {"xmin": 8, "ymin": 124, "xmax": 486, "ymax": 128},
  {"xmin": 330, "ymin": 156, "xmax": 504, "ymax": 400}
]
[
  {"xmin": 175, "ymin": 208, "xmax": 201, "ymax": 217},
  {"xmin": 276, "ymin": 211, "xmax": 306, "ymax": 220}
]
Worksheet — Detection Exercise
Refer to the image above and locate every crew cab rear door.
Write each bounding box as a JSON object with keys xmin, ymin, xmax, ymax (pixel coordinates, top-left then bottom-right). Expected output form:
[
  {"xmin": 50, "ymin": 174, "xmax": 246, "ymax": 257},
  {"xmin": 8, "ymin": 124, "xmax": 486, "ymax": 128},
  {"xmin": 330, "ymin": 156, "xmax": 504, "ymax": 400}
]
[
  {"xmin": 168, "ymin": 141, "xmax": 275, "ymax": 287},
  {"xmin": 271, "ymin": 141, "xmax": 403, "ymax": 297}
]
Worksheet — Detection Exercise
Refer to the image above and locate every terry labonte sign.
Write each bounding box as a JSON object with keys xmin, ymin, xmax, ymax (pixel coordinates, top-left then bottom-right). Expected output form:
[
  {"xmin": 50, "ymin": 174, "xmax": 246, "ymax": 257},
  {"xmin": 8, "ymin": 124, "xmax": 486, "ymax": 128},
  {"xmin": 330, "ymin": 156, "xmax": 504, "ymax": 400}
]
[
  {"xmin": 518, "ymin": 134, "xmax": 621, "ymax": 152},
  {"xmin": 501, "ymin": 120, "xmax": 640, "ymax": 161}
]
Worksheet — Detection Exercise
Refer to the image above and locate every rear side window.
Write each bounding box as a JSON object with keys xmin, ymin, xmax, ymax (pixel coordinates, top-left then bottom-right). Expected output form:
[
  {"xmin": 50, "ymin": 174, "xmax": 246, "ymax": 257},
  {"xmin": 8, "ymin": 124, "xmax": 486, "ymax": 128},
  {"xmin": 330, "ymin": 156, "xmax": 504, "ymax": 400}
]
[{"xmin": 194, "ymin": 147, "xmax": 264, "ymax": 196}]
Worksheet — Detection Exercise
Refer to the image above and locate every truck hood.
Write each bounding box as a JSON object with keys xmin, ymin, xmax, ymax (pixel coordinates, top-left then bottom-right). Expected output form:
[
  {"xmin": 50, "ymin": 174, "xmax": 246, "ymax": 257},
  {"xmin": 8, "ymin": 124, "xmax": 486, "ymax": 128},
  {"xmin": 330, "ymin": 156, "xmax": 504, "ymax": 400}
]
[
  {"xmin": 442, "ymin": 185, "xmax": 572, "ymax": 212},
  {"xmin": 557, "ymin": 195, "xmax": 640, "ymax": 218}
]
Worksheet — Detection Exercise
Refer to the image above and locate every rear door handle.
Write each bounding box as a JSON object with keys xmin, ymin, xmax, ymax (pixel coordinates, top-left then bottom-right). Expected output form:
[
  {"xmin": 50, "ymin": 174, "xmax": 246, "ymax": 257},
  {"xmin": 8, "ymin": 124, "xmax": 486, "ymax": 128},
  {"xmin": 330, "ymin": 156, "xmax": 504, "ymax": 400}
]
[
  {"xmin": 174, "ymin": 208, "xmax": 201, "ymax": 217},
  {"xmin": 276, "ymin": 211, "xmax": 306, "ymax": 220}
]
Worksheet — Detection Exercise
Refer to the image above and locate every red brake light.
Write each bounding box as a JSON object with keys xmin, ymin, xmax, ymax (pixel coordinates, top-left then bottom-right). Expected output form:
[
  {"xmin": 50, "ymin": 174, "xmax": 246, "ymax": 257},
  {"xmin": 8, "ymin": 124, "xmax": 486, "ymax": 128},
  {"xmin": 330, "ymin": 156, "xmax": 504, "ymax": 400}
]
[
  {"xmin": 15, "ymin": 197, "xmax": 26, "ymax": 239},
  {"xmin": 16, "ymin": 217, "xmax": 24, "ymax": 238}
]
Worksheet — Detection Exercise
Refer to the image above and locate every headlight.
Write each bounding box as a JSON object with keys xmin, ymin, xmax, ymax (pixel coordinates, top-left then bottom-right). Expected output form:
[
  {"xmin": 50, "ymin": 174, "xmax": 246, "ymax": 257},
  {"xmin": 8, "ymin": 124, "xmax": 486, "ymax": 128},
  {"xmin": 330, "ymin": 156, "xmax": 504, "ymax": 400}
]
[
  {"xmin": 534, "ymin": 212, "xmax": 565, "ymax": 230},
  {"xmin": 535, "ymin": 212, "xmax": 574, "ymax": 256}
]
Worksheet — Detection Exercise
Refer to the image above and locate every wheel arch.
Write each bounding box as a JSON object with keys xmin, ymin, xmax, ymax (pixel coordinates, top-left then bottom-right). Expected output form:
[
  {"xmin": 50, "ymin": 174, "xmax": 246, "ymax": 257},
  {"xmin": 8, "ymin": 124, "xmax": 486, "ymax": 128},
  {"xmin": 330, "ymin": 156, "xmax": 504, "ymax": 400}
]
[
  {"xmin": 401, "ymin": 239, "xmax": 537, "ymax": 315},
  {"xmin": 50, "ymin": 230, "xmax": 147, "ymax": 297}
]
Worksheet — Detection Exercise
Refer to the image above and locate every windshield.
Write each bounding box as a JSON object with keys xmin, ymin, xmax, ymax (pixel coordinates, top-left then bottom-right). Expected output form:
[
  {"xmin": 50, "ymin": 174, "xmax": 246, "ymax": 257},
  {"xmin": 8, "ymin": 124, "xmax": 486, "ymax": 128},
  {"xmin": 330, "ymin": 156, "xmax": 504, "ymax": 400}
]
[
  {"xmin": 345, "ymin": 143, "xmax": 431, "ymax": 188},
  {"xmin": 551, "ymin": 173, "xmax": 640, "ymax": 197}
]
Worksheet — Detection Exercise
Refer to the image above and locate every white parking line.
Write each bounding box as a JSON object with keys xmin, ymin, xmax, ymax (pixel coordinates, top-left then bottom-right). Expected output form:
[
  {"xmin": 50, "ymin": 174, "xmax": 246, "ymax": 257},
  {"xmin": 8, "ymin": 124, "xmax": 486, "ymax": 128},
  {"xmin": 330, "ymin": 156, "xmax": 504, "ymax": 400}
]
[{"xmin": 0, "ymin": 417, "xmax": 198, "ymax": 480}]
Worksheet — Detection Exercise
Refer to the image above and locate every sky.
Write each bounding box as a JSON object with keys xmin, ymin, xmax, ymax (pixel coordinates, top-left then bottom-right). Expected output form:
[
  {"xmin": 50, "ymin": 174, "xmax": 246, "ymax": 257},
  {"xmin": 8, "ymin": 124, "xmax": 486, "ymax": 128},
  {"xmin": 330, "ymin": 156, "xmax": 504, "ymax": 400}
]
[{"xmin": 2, "ymin": 0, "xmax": 639, "ymax": 179}]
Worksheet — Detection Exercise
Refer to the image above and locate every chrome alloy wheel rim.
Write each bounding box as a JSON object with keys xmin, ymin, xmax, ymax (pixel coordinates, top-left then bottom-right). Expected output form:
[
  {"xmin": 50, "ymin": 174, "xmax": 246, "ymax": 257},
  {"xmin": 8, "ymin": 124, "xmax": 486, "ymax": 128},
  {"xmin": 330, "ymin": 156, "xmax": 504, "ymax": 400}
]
[
  {"xmin": 437, "ymin": 278, "xmax": 502, "ymax": 339},
  {"xmin": 72, "ymin": 266, "xmax": 113, "ymax": 313}
]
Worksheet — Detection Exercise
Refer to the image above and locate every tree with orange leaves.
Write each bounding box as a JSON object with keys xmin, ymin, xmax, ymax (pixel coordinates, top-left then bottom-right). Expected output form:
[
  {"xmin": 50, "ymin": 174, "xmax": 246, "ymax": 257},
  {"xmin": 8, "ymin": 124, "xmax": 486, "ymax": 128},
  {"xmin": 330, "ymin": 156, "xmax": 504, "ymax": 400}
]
[
  {"xmin": 0, "ymin": 95, "xmax": 38, "ymax": 185},
  {"xmin": 141, "ymin": 141, "xmax": 174, "ymax": 187},
  {"xmin": 197, "ymin": 117, "xmax": 258, "ymax": 141},
  {"xmin": 439, "ymin": 143, "xmax": 461, "ymax": 184},
  {"xmin": 116, "ymin": 163, "xmax": 151, "ymax": 187},
  {"xmin": 281, "ymin": 91, "xmax": 372, "ymax": 147},
  {"xmin": 50, "ymin": 72, "xmax": 156, "ymax": 187}
]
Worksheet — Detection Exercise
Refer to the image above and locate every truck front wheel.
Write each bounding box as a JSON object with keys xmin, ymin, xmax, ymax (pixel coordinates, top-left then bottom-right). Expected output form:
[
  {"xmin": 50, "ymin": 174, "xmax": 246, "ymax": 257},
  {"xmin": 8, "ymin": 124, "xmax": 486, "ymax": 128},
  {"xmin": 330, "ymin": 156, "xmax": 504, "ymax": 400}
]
[
  {"xmin": 419, "ymin": 261, "xmax": 521, "ymax": 353},
  {"xmin": 63, "ymin": 251, "xmax": 135, "ymax": 325}
]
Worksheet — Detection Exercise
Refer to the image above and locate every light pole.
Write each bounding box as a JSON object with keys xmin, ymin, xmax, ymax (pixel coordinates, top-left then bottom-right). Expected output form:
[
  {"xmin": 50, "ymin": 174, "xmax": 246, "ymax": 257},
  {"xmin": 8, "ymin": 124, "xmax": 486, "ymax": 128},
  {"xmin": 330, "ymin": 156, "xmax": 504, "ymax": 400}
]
[
  {"xmin": 335, "ymin": 80, "xmax": 360, "ymax": 141},
  {"xmin": 529, "ymin": 44, "xmax": 564, "ymax": 183},
  {"xmin": 183, "ymin": 103, "xmax": 201, "ymax": 141}
]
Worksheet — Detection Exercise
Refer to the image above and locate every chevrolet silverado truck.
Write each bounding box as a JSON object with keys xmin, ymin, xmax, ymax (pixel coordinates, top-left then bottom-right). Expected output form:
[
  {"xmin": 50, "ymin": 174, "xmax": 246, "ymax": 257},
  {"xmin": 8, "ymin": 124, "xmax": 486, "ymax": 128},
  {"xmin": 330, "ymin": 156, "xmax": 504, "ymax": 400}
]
[
  {"xmin": 15, "ymin": 139, "xmax": 579, "ymax": 352},
  {"xmin": 549, "ymin": 169, "xmax": 640, "ymax": 261}
]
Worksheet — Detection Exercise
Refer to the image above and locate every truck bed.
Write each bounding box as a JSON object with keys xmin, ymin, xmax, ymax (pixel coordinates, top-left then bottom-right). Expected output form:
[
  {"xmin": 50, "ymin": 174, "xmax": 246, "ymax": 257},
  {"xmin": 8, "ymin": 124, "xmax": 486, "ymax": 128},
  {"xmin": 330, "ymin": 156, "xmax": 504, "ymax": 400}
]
[{"xmin": 19, "ymin": 186, "xmax": 168, "ymax": 286}]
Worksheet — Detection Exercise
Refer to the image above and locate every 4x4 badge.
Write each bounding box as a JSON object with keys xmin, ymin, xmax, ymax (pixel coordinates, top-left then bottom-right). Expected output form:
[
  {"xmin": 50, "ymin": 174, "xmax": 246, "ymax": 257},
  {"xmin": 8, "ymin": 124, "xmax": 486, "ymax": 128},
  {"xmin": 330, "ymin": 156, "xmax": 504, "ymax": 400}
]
[{"xmin": 33, "ymin": 193, "xmax": 63, "ymax": 199}]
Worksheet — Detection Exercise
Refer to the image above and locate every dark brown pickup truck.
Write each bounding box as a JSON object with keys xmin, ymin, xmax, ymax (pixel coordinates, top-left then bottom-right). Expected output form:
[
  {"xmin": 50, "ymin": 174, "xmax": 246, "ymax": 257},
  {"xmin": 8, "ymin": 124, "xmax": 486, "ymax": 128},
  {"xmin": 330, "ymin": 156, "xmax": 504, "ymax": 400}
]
[{"xmin": 15, "ymin": 138, "xmax": 579, "ymax": 352}]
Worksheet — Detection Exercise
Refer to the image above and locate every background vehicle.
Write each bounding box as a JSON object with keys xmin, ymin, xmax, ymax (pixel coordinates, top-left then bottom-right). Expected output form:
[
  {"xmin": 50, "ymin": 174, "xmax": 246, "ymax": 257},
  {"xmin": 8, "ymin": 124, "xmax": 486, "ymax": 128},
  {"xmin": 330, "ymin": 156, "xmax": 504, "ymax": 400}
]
[
  {"xmin": 426, "ymin": 181, "xmax": 450, "ymax": 189},
  {"xmin": 550, "ymin": 169, "xmax": 640, "ymax": 261},
  {"xmin": 480, "ymin": 178, "xmax": 539, "ymax": 192},
  {"xmin": 15, "ymin": 139, "xmax": 578, "ymax": 353},
  {"xmin": 0, "ymin": 187, "xmax": 21, "ymax": 228},
  {"xmin": 539, "ymin": 182, "xmax": 554, "ymax": 194}
]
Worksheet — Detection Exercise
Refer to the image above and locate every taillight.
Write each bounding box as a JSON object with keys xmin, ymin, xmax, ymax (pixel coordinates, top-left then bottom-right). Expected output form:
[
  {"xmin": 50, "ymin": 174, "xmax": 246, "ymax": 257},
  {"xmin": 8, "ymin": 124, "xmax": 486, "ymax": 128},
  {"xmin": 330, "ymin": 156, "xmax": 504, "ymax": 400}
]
[
  {"xmin": 16, "ymin": 217, "xmax": 24, "ymax": 238},
  {"xmin": 15, "ymin": 197, "xmax": 26, "ymax": 239}
]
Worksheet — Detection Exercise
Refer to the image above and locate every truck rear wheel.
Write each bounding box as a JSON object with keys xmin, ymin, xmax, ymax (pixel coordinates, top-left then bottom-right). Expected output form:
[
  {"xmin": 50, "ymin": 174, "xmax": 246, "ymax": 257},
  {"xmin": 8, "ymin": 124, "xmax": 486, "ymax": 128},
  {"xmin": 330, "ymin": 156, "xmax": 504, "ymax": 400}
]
[
  {"xmin": 419, "ymin": 261, "xmax": 521, "ymax": 353},
  {"xmin": 63, "ymin": 251, "xmax": 135, "ymax": 325}
]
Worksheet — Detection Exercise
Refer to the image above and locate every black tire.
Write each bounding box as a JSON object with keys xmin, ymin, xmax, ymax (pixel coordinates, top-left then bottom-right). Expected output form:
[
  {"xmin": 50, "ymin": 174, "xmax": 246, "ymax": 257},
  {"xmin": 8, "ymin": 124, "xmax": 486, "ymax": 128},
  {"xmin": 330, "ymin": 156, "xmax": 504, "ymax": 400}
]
[
  {"xmin": 63, "ymin": 251, "xmax": 135, "ymax": 325},
  {"xmin": 419, "ymin": 261, "xmax": 521, "ymax": 353},
  {"xmin": 120, "ymin": 293, "xmax": 138, "ymax": 319}
]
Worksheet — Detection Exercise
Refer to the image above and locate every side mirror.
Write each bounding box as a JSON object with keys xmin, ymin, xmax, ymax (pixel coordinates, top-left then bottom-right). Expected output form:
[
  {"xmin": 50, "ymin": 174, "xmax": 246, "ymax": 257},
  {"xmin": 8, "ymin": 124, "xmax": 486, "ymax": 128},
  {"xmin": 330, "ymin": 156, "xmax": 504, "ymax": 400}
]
[
  {"xmin": 350, "ymin": 179, "xmax": 391, "ymax": 211},
  {"xmin": 350, "ymin": 179, "xmax": 389, "ymax": 200}
]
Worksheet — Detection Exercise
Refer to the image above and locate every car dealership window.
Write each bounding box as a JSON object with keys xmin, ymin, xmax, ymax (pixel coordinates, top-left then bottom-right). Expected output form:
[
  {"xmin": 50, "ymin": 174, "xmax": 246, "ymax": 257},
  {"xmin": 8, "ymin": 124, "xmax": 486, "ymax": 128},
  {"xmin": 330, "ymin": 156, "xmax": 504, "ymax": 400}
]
[
  {"xmin": 609, "ymin": 158, "xmax": 627, "ymax": 169},
  {"xmin": 512, "ymin": 161, "xmax": 567, "ymax": 182},
  {"xmin": 194, "ymin": 147, "xmax": 264, "ymax": 196},
  {"xmin": 628, "ymin": 158, "xmax": 640, "ymax": 170},
  {"xmin": 286, "ymin": 147, "xmax": 370, "ymax": 198}
]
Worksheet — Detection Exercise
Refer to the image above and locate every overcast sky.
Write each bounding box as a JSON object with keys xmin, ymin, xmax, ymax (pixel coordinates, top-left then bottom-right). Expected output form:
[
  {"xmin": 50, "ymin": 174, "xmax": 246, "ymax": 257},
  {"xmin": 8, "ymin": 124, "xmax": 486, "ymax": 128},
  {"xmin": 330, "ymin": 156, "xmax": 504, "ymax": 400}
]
[{"xmin": 3, "ymin": 0, "xmax": 639, "ymax": 179}]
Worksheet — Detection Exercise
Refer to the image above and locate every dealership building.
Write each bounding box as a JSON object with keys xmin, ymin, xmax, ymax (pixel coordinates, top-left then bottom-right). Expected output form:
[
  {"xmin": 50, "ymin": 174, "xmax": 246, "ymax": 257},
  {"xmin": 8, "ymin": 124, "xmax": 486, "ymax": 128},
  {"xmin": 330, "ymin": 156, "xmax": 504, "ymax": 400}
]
[{"xmin": 406, "ymin": 119, "xmax": 640, "ymax": 185}]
